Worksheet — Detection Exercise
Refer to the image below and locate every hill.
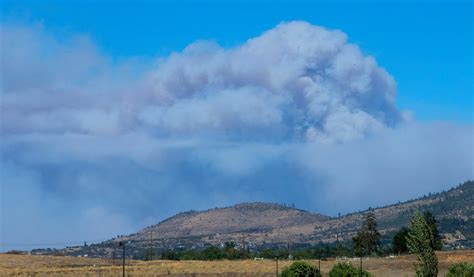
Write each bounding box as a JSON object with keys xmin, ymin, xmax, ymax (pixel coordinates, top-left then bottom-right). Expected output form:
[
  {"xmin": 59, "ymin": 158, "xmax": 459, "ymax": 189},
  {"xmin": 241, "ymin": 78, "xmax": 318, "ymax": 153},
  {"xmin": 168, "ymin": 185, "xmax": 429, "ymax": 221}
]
[
  {"xmin": 310, "ymin": 180, "xmax": 474, "ymax": 248},
  {"xmin": 131, "ymin": 202, "xmax": 329, "ymax": 244},
  {"xmin": 137, "ymin": 202, "xmax": 329, "ymax": 240},
  {"xmin": 32, "ymin": 180, "xmax": 473, "ymax": 258}
]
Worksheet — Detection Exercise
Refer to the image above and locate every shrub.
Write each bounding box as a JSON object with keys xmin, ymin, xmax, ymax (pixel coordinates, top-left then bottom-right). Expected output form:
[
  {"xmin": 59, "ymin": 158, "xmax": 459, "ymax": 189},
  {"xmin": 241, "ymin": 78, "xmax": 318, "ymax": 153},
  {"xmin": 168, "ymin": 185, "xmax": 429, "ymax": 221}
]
[
  {"xmin": 329, "ymin": 262, "xmax": 371, "ymax": 277},
  {"xmin": 281, "ymin": 261, "xmax": 321, "ymax": 277},
  {"xmin": 446, "ymin": 262, "xmax": 474, "ymax": 277}
]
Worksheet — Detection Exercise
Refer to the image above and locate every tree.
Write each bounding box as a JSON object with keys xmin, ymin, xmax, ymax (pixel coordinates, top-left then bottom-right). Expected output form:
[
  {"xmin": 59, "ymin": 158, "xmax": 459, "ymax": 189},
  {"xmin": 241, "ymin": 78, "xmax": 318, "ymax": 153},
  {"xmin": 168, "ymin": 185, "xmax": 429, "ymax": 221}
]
[
  {"xmin": 281, "ymin": 261, "xmax": 321, "ymax": 277},
  {"xmin": 201, "ymin": 246, "xmax": 225, "ymax": 260},
  {"xmin": 259, "ymin": 247, "xmax": 289, "ymax": 259},
  {"xmin": 352, "ymin": 211, "xmax": 381, "ymax": 256},
  {"xmin": 222, "ymin": 241, "xmax": 248, "ymax": 259},
  {"xmin": 406, "ymin": 210, "xmax": 438, "ymax": 277},
  {"xmin": 392, "ymin": 227, "xmax": 410, "ymax": 254},
  {"xmin": 161, "ymin": 249, "xmax": 179, "ymax": 260},
  {"xmin": 422, "ymin": 211, "xmax": 442, "ymax": 250}
]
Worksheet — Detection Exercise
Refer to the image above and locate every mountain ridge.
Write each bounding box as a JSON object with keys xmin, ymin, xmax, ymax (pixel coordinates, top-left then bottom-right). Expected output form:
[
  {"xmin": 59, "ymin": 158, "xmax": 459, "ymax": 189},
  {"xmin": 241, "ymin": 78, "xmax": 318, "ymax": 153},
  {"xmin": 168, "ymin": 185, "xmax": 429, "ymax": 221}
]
[{"xmin": 32, "ymin": 180, "xmax": 474, "ymax": 257}]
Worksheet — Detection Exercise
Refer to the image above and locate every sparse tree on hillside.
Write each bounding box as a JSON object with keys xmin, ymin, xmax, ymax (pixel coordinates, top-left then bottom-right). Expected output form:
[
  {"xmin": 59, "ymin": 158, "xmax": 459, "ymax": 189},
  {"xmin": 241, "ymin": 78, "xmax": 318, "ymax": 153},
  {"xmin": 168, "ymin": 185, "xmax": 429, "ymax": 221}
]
[
  {"xmin": 392, "ymin": 227, "xmax": 410, "ymax": 254},
  {"xmin": 352, "ymin": 211, "xmax": 381, "ymax": 256},
  {"xmin": 406, "ymin": 210, "xmax": 438, "ymax": 277}
]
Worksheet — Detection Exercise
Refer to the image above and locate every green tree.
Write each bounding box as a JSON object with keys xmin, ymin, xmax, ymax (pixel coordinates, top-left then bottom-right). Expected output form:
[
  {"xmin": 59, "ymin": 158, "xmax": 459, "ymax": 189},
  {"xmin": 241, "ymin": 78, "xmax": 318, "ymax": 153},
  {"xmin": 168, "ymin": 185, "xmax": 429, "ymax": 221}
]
[
  {"xmin": 259, "ymin": 248, "xmax": 289, "ymax": 259},
  {"xmin": 406, "ymin": 210, "xmax": 438, "ymax": 277},
  {"xmin": 281, "ymin": 261, "xmax": 321, "ymax": 277},
  {"xmin": 179, "ymin": 249, "xmax": 202, "ymax": 260},
  {"xmin": 422, "ymin": 211, "xmax": 443, "ymax": 251},
  {"xmin": 222, "ymin": 241, "xmax": 248, "ymax": 259},
  {"xmin": 352, "ymin": 211, "xmax": 381, "ymax": 256},
  {"xmin": 392, "ymin": 227, "xmax": 410, "ymax": 254},
  {"xmin": 201, "ymin": 246, "xmax": 225, "ymax": 260},
  {"xmin": 161, "ymin": 249, "xmax": 179, "ymax": 260},
  {"xmin": 445, "ymin": 262, "xmax": 474, "ymax": 277},
  {"xmin": 329, "ymin": 262, "xmax": 371, "ymax": 277}
]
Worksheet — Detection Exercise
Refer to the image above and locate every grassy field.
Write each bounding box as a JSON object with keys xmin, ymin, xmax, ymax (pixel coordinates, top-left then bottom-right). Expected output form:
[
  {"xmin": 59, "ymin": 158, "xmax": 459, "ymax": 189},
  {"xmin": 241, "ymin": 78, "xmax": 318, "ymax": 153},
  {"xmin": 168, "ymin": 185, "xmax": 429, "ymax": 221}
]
[{"xmin": 1, "ymin": 250, "xmax": 473, "ymax": 276}]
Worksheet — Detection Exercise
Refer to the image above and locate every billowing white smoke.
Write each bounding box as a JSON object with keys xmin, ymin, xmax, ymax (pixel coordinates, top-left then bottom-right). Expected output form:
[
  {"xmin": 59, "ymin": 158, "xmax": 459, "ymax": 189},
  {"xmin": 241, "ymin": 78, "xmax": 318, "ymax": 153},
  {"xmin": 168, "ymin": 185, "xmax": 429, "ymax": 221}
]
[
  {"xmin": 141, "ymin": 22, "xmax": 403, "ymax": 143},
  {"xmin": 0, "ymin": 21, "xmax": 472, "ymax": 250},
  {"xmin": 2, "ymin": 21, "xmax": 403, "ymax": 143}
]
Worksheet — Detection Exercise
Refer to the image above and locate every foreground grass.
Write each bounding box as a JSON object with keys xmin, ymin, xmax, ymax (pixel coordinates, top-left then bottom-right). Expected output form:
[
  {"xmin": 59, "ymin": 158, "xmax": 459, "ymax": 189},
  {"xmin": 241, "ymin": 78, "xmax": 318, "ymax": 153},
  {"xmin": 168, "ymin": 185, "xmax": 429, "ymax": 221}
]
[{"xmin": 1, "ymin": 250, "xmax": 473, "ymax": 276}]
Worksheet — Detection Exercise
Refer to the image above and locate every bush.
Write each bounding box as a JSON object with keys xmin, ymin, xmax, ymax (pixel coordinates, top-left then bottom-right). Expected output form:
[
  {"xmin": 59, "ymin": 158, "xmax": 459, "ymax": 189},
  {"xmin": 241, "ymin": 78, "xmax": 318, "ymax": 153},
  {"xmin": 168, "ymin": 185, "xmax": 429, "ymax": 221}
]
[
  {"xmin": 329, "ymin": 262, "xmax": 371, "ymax": 277},
  {"xmin": 281, "ymin": 261, "xmax": 321, "ymax": 277},
  {"xmin": 446, "ymin": 262, "xmax": 474, "ymax": 277}
]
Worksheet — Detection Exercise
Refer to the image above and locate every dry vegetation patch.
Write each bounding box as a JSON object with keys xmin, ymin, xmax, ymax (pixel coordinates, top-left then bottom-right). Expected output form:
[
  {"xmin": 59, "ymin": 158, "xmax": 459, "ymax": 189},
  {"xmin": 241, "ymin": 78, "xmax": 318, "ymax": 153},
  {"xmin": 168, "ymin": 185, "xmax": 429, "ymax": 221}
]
[{"xmin": 1, "ymin": 250, "xmax": 473, "ymax": 276}]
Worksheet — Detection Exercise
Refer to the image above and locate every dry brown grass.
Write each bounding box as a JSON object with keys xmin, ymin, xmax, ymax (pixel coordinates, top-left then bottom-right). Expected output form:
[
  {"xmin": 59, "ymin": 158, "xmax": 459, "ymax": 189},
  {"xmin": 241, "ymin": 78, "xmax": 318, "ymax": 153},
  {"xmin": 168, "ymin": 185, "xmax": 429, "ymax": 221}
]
[{"xmin": 1, "ymin": 250, "xmax": 473, "ymax": 276}]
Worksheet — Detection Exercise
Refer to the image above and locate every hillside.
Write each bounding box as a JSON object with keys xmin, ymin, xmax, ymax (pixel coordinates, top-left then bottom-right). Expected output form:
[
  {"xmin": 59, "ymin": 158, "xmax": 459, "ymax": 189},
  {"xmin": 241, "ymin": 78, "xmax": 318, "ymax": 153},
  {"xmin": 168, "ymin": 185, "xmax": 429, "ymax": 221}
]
[
  {"xmin": 133, "ymin": 202, "xmax": 329, "ymax": 240},
  {"xmin": 310, "ymin": 180, "xmax": 474, "ymax": 248},
  {"xmin": 32, "ymin": 180, "xmax": 474, "ymax": 258}
]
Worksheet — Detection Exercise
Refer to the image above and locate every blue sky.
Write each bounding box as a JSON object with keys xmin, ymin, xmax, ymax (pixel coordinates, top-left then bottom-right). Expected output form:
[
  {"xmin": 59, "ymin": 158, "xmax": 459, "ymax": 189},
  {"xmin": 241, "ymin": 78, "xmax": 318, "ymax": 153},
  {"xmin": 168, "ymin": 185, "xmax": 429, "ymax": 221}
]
[
  {"xmin": 2, "ymin": 0, "xmax": 472, "ymax": 122},
  {"xmin": 0, "ymin": 1, "xmax": 473, "ymax": 249}
]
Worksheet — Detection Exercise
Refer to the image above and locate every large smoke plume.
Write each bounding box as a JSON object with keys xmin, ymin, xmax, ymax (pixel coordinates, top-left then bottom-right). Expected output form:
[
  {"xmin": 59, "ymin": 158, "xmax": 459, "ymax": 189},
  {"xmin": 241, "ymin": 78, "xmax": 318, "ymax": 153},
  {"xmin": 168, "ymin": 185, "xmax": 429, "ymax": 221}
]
[{"xmin": 1, "ymin": 21, "xmax": 472, "ymax": 249}]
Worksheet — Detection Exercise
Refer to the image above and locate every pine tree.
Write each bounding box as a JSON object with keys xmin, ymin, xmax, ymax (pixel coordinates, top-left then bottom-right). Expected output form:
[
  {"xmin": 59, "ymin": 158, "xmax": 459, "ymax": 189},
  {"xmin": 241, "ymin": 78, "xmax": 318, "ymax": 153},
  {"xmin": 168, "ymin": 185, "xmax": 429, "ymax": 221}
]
[
  {"xmin": 392, "ymin": 227, "xmax": 410, "ymax": 254},
  {"xmin": 423, "ymin": 211, "xmax": 443, "ymax": 250},
  {"xmin": 352, "ymin": 211, "xmax": 381, "ymax": 256},
  {"xmin": 406, "ymin": 210, "xmax": 438, "ymax": 277}
]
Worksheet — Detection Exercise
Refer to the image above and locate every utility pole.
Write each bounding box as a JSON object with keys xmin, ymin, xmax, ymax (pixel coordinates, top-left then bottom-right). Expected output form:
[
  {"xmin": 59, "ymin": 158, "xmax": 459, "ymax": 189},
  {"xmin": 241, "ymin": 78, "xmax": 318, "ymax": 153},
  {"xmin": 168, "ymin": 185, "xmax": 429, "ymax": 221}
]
[
  {"xmin": 287, "ymin": 237, "xmax": 292, "ymax": 259},
  {"xmin": 359, "ymin": 256, "xmax": 362, "ymax": 277},
  {"xmin": 149, "ymin": 230, "xmax": 154, "ymax": 261},
  {"xmin": 275, "ymin": 258, "xmax": 278, "ymax": 277},
  {"xmin": 318, "ymin": 258, "xmax": 321, "ymax": 275},
  {"xmin": 119, "ymin": 241, "xmax": 125, "ymax": 277}
]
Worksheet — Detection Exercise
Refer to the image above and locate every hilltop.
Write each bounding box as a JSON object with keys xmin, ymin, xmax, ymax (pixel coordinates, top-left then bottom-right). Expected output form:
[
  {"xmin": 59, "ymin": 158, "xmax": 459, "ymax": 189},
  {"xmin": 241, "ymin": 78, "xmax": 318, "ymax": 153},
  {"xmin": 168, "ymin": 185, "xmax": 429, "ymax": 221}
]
[
  {"xmin": 32, "ymin": 181, "xmax": 473, "ymax": 258},
  {"xmin": 132, "ymin": 202, "xmax": 328, "ymax": 241}
]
